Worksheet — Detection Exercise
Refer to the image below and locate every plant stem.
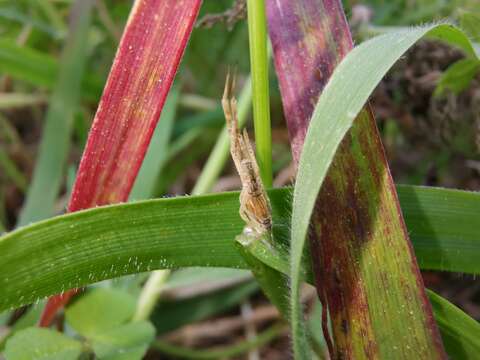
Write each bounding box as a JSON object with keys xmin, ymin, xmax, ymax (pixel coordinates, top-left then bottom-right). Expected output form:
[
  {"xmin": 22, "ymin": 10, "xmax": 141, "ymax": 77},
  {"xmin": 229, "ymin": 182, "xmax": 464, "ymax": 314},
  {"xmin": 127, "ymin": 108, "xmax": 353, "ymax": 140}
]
[
  {"xmin": 133, "ymin": 270, "xmax": 171, "ymax": 321},
  {"xmin": 246, "ymin": 0, "xmax": 272, "ymax": 188}
]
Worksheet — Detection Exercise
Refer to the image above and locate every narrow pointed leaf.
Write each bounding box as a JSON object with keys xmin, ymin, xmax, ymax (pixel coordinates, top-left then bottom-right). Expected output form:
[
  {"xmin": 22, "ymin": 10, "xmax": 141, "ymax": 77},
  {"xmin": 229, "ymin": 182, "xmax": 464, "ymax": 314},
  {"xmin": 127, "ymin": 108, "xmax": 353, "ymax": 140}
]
[
  {"xmin": 428, "ymin": 290, "xmax": 480, "ymax": 357},
  {"xmin": 69, "ymin": 0, "xmax": 201, "ymax": 211},
  {"xmin": 40, "ymin": 0, "xmax": 202, "ymax": 325},
  {"xmin": 17, "ymin": 0, "xmax": 94, "ymax": 227}
]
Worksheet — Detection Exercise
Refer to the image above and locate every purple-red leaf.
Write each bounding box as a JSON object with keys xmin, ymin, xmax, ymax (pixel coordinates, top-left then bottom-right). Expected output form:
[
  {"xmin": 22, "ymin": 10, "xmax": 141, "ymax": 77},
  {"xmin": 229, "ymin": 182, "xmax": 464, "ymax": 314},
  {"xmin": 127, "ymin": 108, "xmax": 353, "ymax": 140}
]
[
  {"xmin": 266, "ymin": 1, "xmax": 446, "ymax": 358},
  {"xmin": 40, "ymin": 0, "xmax": 202, "ymax": 327}
]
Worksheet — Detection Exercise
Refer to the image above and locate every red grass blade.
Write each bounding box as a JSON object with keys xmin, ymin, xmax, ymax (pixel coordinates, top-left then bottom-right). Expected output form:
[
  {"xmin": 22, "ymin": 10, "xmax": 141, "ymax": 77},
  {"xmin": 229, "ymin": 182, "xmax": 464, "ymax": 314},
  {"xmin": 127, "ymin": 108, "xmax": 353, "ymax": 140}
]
[
  {"xmin": 266, "ymin": 1, "xmax": 446, "ymax": 358},
  {"xmin": 39, "ymin": 0, "xmax": 202, "ymax": 327}
]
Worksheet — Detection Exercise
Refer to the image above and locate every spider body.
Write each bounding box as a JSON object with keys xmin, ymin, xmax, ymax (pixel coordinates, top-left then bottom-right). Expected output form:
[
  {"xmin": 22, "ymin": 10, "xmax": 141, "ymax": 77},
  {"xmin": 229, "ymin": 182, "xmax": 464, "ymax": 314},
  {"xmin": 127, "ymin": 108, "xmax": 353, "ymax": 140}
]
[{"xmin": 222, "ymin": 72, "xmax": 272, "ymax": 235}]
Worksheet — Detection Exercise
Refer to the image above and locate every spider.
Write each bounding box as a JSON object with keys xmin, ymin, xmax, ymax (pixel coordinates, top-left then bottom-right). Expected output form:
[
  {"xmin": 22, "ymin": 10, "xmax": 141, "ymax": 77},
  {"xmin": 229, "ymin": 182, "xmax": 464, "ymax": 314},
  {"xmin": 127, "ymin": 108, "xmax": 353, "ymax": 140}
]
[{"xmin": 222, "ymin": 71, "xmax": 272, "ymax": 235}]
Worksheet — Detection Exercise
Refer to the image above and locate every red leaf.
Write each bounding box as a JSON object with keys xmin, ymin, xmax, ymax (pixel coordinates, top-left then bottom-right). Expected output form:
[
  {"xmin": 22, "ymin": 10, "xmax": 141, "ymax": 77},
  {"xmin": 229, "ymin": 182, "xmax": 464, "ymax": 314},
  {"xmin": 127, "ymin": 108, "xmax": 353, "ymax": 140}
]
[
  {"xmin": 266, "ymin": 1, "xmax": 446, "ymax": 358},
  {"xmin": 40, "ymin": 0, "xmax": 202, "ymax": 327}
]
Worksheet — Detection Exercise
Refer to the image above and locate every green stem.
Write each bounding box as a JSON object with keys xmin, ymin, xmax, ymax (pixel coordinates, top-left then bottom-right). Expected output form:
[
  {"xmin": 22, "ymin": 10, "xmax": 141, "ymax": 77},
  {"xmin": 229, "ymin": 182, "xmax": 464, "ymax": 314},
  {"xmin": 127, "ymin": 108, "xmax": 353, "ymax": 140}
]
[
  {"xmin": 133, "ymin": 269, "xmax": 171, "ymax": 321},
  {"xmin": 153, "ymin": 322, "xmax": 286, "ymax": 359},
  {"xmin": 246, "ymin": 0, "xmax": 272, "ymax": 188},
  {"xmin": 192, "ymin": 77, "xmax": 252, "ymax": 195}
]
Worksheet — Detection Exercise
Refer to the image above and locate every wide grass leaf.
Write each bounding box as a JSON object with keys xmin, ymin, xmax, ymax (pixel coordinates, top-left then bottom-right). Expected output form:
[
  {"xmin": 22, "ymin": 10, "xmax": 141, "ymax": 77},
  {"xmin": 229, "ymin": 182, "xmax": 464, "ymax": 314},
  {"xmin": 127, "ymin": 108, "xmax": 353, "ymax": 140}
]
[
  {"xmin": 152, "ymin": 280, "xmax": 258, "ymax": 334},
  {"xmin": 290, "ymin": 23, "xmax": 478, "ymax": 358},
  {"xmin": 1, "ymin": 185, "xmax": 480, "ymax": 312},
  {"xmin": 0, "ymin": 186, "xmax": 479, "ymax": 357},
  {"xmin": 398, "ymin": 185, "xmax": 480, "ymax": 274}
]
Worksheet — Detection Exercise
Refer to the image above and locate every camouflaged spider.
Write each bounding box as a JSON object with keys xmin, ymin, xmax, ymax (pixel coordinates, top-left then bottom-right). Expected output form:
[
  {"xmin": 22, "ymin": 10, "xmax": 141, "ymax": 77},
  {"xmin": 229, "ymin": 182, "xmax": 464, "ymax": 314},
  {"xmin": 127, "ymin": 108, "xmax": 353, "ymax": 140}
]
[{"xmin": 222, "ymin": 71, "xmax": 272, "ymax": 235}]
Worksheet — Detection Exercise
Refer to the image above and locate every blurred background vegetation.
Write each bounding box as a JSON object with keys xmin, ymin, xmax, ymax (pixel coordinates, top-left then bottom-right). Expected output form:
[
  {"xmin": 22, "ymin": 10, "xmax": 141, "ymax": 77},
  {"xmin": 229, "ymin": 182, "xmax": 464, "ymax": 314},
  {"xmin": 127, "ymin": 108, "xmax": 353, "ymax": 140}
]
[{"xmin": 0, "ymin": 0, "xmax": 479, "ymax": 358}]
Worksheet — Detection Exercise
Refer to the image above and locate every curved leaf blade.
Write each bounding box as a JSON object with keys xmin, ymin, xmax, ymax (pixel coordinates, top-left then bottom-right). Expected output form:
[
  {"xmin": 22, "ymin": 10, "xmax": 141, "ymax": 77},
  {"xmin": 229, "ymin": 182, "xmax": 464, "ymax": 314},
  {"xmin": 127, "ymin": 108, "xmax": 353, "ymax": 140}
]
[
  {"xmin": 1, "ymin": 186, "xmax": 480, "ymax": 313},
  {"xmin": 428, "ymin": 289, "xmax": 480, "ymax": 358}
]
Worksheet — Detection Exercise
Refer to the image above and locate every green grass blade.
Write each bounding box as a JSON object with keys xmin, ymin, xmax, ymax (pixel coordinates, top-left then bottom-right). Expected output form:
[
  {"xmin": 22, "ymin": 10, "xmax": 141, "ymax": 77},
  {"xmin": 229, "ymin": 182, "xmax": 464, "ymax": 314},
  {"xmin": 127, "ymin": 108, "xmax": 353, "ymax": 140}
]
[
  {"xmin": 460, "ymin": 11, "xmax": 480, "ymax": 43},
  {"xmin": 0, "ymin": 7, "xmax": 63, "ymax": 39},
  {"xmin": 235, "ymin": 237, "xmax": 290, "ymax": 319},
  {"xmin": 1, "ymin": 186, "xmax": 479, "ymax": 357},
  {"xmin": 1, "ymin": 185, "xmax": 480, "ymax": 311},
  {"xmin": 291, "ymin": 23, "xmax": 478, "ymax": 358},
  {"xmin": 0, "ymin": 39, "xmax": 58, "ymax": 87},
  {"xmin": 0, "ymin": 39, "xmax": 102, "ymax": 102},
  {"xmin": 0, "ymin": 191, "xmax": 251, "ymax": 312},
  {"xmin": 32, "ymin": 0, "xmax": 66, "ymax": 34},
  {"xmin": 434, "ymin": 58, "xmax": 480, "ymax": 96},
  {"xmin": 398, "ymin": 185, "xmax": 480, "ymax": 274},
  {"xmin": 17, "ymin": 0, "xmax": 94, "ymax": 226},
  {"xmin": 428, "ymin": 290, "xmax": 480, "ymax": 358}
]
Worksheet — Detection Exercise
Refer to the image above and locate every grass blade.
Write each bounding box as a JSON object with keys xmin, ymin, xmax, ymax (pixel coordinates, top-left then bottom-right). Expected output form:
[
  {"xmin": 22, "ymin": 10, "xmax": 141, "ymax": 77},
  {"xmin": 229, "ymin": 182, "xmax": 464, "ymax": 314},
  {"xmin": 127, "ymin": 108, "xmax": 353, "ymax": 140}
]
[
  {"xmin": 40, "ymin": 0, "xmax": 202, "ymax": 325},
  {"xmin": 69, "ymin": 0, "xmax": 201, "ymax": 211},
  {"xmin": 1, "ymin": 186, "xmax": 479, "ymax": 358},
  {"xmin": 0, "ymin": 185, "xmax": 479, "ymax": 311},
  {"xmin": 290, "ymin": 22, "xmax": 476, "ymax": 358},
  {"xmin": 17, "ymin": 0, "xmax": 94, "ymax": 226},
  {"xmin": 428, "ymin": 289, "xmax": 480, "ymax": 358},
  {"xmin": 267, "ymin": 0, "xmax": 477, "ymax": 356},
  {"xmin": 152, "ymin": 274, "xmax": 257, "ymax": 334},
  {"xmin": 0, "ymin": 149, "xmax": 28, "ymax": 192},
  {"xmin": 0, "ymin": 39, "xmax": 102, "ymax": 102},
  {"xmin": 153, "ymin": 323, "xmax": 285, "ymax": 359},
  {"xmin": 398, "ymin": 185, "xmax": 480, "ymax": 274}
]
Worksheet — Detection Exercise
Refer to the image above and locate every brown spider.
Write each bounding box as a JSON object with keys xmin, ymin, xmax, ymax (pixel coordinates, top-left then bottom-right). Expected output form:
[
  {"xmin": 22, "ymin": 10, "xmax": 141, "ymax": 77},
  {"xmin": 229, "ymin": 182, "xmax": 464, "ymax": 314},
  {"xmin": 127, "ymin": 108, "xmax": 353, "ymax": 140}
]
[{"xmin": 222, "ymin": 71, "xmax": 272, "ymax": 235}]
